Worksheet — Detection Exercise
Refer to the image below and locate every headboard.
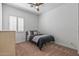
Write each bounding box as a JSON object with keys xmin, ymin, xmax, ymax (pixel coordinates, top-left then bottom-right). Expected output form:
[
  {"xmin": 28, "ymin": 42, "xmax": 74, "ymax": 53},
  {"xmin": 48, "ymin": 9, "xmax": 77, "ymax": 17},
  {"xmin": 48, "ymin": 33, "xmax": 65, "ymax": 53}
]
[
  {"xmin": 26, "ymin": 30, "xmax": 38, "ymax": 36},
  {"xmin": 26, "ymin": 30, "xmax": 38, "ymax": 40}
]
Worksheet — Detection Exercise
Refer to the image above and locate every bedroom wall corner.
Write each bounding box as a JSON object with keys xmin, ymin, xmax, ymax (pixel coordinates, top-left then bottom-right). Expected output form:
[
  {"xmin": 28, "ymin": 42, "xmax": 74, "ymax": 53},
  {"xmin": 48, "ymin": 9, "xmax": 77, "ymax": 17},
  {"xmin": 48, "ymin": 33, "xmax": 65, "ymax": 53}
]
[{"xmin": 38, "ymin": 3, "xmax": 78, "ymax": 50}]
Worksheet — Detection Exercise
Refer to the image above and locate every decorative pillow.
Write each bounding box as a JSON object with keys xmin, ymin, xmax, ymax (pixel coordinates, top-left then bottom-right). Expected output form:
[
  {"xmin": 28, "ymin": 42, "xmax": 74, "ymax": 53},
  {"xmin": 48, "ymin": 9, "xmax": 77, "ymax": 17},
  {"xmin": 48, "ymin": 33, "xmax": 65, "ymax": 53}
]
[
  {"xmin": 26, "ymin": 30, "xmax": 38, "ymax": 36},
  {"xmin": 26, "ymin": 30, "xmax": 42, "ymax": 41},
  {"xmin": 28, "ymin": 31, "xmax": 31, "ymax": 36},
  {"xmin": 34, "ymin": 31, "xmax": 38, "ymax": 35}
]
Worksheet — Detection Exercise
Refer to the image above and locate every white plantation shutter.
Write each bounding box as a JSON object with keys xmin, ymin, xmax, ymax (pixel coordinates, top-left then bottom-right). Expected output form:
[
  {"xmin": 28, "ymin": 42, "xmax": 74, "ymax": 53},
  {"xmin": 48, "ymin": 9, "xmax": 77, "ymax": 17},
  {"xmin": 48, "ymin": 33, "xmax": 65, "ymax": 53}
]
[
  {"xmin": 9, "ymin": 16, "xmax": 17, "ymax": 31},
  {"xmin": 9, "ymin": 16, "xmax": 24, "ymax": 32},
  {"xmin": 18, "ymin": 17, "xmax": 24, "ymax": 32},
  {"xmin": 0, "ymin": 3, "xmax": 2, "ymax": 31},
  {"xmin": 0, "ymin": 19, "xmax": 2, "ymax": 31}
]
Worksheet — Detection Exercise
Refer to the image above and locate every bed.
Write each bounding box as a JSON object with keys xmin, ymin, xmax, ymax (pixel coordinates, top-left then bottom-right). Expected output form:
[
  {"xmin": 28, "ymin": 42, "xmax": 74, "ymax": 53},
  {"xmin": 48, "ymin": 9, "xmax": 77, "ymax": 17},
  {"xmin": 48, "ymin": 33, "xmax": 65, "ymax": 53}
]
[{"xmin": 26, "ymin": 30, "xmax": 55, "ymax": 50}]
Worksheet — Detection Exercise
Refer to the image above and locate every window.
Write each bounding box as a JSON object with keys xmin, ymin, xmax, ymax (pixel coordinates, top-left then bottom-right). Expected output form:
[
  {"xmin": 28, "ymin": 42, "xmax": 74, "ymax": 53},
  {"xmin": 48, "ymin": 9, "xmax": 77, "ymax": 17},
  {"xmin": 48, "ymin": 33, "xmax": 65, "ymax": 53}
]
[
  {"xmin": 0, "ymin": 4, "xmax": 2, "ymax": 31},
  {"xmin": 0, "ymin": 18, "xmax": 2, "ymax": 31},
  {"xmin": 18, "ymin": 17, "xmax": 24, "ymax": 32},
  {"xmin": 9, "ymin": 16, "xmax": 17, "ymax": 31},
  {"xmin": 9, "ymin": 16, "xmax": 24, "ymax": 32}
]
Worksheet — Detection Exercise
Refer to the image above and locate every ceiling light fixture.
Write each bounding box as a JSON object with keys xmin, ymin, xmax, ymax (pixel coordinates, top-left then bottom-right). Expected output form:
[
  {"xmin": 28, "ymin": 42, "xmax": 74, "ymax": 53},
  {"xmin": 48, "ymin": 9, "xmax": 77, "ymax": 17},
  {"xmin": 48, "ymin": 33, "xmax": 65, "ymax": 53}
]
[{"xmin": 28, "ymin": 3, "xmax": 43, "ymax": 11}]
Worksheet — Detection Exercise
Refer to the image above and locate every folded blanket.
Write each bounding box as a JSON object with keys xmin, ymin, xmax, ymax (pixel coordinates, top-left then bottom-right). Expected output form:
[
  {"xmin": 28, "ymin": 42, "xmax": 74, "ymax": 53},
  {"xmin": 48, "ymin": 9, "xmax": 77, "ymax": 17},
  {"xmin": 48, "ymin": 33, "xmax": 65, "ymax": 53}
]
[{"xmin": 32, "ymin": 35, "xmax": 49, "ymax": 43}]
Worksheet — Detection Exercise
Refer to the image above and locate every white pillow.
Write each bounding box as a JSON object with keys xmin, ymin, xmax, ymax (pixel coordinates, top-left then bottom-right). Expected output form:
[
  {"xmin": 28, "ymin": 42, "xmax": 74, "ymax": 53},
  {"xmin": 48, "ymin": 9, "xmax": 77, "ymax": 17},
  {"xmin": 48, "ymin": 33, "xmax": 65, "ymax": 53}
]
[
  {"xmin": 27, "ymin": 31, "xmax": 31, "ymax": 41},
  {"xmin": 28, "ymin": 31, "xmax": 31, "ymax": 36},
  {"xmin": 34, "ymin": 31, "xmax": 37, "ymax": 35}
]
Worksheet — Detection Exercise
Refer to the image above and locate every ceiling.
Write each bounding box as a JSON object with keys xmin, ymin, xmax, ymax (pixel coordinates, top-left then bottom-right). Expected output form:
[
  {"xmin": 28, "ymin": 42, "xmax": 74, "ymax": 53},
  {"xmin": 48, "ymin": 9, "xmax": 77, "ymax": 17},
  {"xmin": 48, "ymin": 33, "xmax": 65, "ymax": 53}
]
[{"xmin": 4, "ymin": 3, "xmax": 64, "ymax": 15}]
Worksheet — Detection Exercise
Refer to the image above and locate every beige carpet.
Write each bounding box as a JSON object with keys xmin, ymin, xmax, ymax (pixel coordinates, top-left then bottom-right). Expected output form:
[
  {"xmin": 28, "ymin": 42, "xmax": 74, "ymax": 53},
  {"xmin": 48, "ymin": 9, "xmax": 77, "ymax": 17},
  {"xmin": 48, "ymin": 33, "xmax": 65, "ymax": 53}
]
[{"xmin": 16, "ymin": 42, "xmax": 79, "ymax": 56}]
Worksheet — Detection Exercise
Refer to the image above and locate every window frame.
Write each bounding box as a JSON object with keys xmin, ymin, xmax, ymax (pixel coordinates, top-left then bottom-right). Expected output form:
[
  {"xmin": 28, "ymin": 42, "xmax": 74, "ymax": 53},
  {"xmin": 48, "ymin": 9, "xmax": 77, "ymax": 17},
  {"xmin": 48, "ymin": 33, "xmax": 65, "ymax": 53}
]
[{"xmin": 9, "ymin": 16, "xmax": 24, "ymax": 32}]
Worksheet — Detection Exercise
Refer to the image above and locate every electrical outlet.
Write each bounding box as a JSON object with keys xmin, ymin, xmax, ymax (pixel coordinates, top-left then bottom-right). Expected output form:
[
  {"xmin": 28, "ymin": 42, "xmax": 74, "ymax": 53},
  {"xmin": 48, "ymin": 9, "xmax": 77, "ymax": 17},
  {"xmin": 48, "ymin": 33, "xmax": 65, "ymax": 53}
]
[
  {"xmin": 70, "ymin": 42, "xmax": 73, "ymax": 45},
  {"xmin": 78, "ymin": 50, "xmax": 79, "ymax": 54},
  {"xmin": 70, "ymin": 42, "xmax": 76, "ymax": 48}
]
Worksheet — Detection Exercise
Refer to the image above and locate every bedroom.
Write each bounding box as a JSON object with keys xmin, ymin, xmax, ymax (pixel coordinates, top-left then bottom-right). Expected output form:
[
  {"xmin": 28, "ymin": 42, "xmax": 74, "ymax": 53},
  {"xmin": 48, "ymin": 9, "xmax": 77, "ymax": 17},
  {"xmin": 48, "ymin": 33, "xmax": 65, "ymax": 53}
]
[{"xmin": 0, "ymin": 3, "xmax": 79, "ymax": 56}]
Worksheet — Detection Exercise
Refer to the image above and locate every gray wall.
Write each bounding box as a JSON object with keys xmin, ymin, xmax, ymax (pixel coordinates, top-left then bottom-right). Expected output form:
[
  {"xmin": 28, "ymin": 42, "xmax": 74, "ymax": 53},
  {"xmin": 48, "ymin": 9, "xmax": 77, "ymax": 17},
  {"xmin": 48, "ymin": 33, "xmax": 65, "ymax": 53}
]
[
  {"xmin": 2, "ymin": 4, "xmax": 38, "ymax": 43},
  {"xmin": 39, "ymin": 3, "xmax": 78, "ymax": 50}
]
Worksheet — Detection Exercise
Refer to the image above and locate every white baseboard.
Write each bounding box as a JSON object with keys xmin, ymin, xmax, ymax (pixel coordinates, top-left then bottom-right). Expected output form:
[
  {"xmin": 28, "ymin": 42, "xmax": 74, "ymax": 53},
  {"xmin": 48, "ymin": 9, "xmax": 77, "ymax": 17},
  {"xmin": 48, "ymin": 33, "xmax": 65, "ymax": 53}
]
[{"xmin": 55, "ymin": 41, "xmax": 77, "ymax": 50}]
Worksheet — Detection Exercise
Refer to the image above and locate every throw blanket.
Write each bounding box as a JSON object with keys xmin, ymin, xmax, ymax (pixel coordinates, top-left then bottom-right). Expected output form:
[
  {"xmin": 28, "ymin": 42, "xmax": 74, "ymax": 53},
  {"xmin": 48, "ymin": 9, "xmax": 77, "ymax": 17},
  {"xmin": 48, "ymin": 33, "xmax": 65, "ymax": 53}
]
[{"xmin": 32, "ymin": 35, "xmax": 48, "ymax": 43}]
